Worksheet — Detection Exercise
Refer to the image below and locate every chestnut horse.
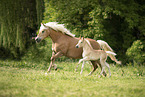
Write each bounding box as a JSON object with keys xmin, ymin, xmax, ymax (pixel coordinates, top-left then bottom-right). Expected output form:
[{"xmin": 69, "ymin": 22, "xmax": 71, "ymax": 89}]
[{"xmin": 35, "ymin": 22, "xmax": 119, "ymax": 76}]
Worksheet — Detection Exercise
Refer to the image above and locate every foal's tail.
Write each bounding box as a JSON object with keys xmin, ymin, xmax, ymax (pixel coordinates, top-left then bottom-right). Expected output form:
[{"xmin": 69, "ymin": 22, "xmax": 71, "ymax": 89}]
[
  {"xmin": 106, "ymin": 51, "xmax": 117, "ymax": 56},
  {"xmin": 97, "ymin": 40, "xmax": 121, "ymax": 64}
]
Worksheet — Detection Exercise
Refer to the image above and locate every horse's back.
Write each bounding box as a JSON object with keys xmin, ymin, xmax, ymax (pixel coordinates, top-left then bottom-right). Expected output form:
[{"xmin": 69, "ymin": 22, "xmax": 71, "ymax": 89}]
[
  {"xmin": 54, "ymin": 36, "xmax": 101, "ymax": 59},
  {"xmin": 86, "ymin": 38, "xmax": 101, "ymax": 50}
]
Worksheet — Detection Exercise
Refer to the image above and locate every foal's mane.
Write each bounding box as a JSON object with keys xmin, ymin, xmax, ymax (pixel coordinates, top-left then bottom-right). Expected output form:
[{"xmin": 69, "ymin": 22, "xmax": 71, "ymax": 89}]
[
  {"xmin": 84, "ymin": 39, "xmax": 93, "ymax": 49},
  {"xmin": 43, "ymin": 22, "xmax": 75, "ymax": 37}
]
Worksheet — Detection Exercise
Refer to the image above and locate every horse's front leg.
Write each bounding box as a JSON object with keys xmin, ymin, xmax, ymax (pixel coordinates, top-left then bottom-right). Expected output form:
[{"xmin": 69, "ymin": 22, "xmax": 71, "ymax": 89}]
[
  {"xmin": 47, "ymin": 51, "xmax": 63, "ymax": 73},
  {"xmin": 51, "ymin": 51, "xmax": 57, "ymax": 70},
  {"xmin": 51, "ymin": 43, "xmax": 57, "ymax": 70}
]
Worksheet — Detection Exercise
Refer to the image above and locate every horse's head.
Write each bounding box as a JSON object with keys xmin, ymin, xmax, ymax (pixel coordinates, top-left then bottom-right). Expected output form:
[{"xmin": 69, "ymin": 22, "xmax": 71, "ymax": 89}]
[
  {"xmin": 76, "ymin": 37, "xmax": 85, "ymax": 48},
  {"xmin": 35, "ymin": 23, "xmax": 51, "ymax": 43}
]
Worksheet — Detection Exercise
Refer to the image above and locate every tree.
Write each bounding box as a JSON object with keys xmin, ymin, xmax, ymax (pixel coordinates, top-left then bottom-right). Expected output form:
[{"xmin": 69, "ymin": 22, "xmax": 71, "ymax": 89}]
[
  {"xmin": 44, "ymin": 0, "xmax": 145, "ymax": 64},
  {"xmin": 126, "ymin": 40, "xmax": 145, "ymax": 64},
  {"xmin": 0, "ymin": 0, "xmax": 44, "ymax": 59}
]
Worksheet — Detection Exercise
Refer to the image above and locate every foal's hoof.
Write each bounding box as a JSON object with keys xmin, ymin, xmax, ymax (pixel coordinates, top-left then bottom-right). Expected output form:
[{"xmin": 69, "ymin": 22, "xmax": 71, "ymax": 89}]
[
  {"xmin": 45, "ymin": 72, "xmax": 48, "ymax": 75},
  {"xmin": 87, "ymin": 73, "xmax": 92, "ymax": 76},
  {"xmin": 98, "ymin": 75, "xmax": 102, "ymax": 78}
]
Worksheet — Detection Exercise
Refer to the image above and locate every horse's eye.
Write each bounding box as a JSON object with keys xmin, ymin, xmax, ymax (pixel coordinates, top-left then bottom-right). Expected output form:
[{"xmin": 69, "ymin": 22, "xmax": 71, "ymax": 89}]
[
  {"xmin": 42, "ymin": 31, "xmax": 45, "ymax": 33},
  {"xmin": 81, "ymin": 42, "xmax": 83, "ymax": 43}
]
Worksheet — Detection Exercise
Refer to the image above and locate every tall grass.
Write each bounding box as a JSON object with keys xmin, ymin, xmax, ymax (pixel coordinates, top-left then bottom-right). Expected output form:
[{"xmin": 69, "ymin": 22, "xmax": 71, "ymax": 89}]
[{"xmin": 0, "ymin": 60, "xmax": 145, "ymax": 97}]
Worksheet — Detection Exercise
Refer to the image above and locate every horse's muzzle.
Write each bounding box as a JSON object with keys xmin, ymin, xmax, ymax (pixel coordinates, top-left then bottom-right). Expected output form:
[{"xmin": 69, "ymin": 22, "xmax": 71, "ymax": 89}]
[
  {"xmin": 35, "ymin": 37, "xmax": 41, "ymax": 43},
  {"xmin": 75, "ymin": 45, "xmax": 79, "ymax": 48}
]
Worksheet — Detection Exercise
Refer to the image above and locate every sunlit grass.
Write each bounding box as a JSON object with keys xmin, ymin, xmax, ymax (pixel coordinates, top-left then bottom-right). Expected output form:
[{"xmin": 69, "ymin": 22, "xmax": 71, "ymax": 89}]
[{"xmin": 0, "ymin": 60, "xmax": 145, "ymax": 97}]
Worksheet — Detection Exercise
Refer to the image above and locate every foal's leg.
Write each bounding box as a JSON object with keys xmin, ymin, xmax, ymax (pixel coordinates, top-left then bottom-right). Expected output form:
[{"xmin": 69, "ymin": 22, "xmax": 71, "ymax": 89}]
[
  {"xmin": 75, "ymin": 59, "xmax": 84, "ymax": 72},
  {"xmin": 80, "ymin": 61, "xmax": 85, "ymax": 74},
  {"xmin": 96, "ymin": 60, "xmax": 107, "ymax": 77},
  {"xmin": 100, "ymin": 59, "xmax": 106, "ymax": 77},
  {"xmin": 105, "ymin": 62, "xmax": 111, "ymax": 77},
  {"xmin": 76, "ymin": 58, "xmax": 88, "ymax": 74}
]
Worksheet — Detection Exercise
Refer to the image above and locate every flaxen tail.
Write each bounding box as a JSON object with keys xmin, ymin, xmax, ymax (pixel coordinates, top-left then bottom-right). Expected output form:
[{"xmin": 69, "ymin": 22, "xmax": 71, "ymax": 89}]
[
  {"xmin": 106, "ymin": 51, "xmax": 117, "ymax": 56},
  {"xmin": 97, "ymin": 40, "xmax": 121, "ymax": 64}
]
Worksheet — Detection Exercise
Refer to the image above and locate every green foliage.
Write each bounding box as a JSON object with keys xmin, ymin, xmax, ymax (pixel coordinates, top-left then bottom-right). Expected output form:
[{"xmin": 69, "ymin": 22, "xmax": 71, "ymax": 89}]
[
  {"xmin": 126, "ymin": 40, "xmax": 145, "ymax": 64},
  {"xmin": 43, "ymin": 0, "xmax": 58, "ymax": 23},
  {"xmin": 22, "ymin": 39, "xmax": 52, "ymax": 63},
  {"xmin": 44, "ymin": 0, "xmax": 98, "ymax": 35},
  {"xmin": 43, "ymin": 0, "xmax": 145, "ymax": 64},
  {"xmin": 0, "ymin": 0, "xmax": 44, "ymax": 59}
]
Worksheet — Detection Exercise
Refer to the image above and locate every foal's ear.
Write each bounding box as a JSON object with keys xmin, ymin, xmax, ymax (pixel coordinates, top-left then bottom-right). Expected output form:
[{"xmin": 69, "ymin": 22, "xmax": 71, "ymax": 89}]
[{"xmin": 82, "ymin": 37, "xmax": 84, "ymax": 40}]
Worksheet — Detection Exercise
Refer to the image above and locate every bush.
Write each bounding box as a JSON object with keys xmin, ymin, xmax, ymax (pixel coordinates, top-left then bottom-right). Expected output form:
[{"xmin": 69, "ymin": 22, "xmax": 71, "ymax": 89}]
[
  {"xmin": 126, "ymin": 40, "xmax": 145, "ymax": 65},
  {"xmin": 22, "ymin": 39, "xmax": 52, "ymax": 64}
]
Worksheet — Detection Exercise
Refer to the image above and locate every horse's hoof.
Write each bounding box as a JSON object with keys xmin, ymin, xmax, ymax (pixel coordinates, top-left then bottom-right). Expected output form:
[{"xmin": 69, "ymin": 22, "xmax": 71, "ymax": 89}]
[
  {"xmin": 54, "ymin": 67, "xmax": 57, "ymax": 71},
  {"xmin": 103, "ymin": 72, "xmax": 107, "ymax": 77}
]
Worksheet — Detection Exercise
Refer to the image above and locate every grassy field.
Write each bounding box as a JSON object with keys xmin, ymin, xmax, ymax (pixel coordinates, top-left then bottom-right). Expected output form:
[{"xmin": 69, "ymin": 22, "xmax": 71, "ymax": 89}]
[{"xmin": 0, "ymin": 60, "xmax": 145, "ymax": 97}]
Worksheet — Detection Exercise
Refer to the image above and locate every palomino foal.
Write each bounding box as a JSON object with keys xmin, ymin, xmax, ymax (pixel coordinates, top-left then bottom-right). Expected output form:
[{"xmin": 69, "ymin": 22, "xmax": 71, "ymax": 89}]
[{"xmin": 76, "ymin": 37, "xmax": 116, "ymax": 77}]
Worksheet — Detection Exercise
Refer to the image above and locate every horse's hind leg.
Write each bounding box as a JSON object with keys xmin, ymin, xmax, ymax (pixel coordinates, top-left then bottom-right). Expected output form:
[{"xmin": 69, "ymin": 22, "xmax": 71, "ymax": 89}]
[{"xmin": 88, "ymin": 61, "xmax": 98, "ymax": 75}]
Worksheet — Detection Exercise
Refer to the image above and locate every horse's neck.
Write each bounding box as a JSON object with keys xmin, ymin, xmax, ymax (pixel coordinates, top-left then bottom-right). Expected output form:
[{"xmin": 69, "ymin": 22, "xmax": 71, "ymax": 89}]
[
  {"xmin": 83, "ymin": 40, "xmax": 93, "ymax": 52},
  {"xmin": 49, "ymin": 29, "xmax": 64, "ymax": 43}
]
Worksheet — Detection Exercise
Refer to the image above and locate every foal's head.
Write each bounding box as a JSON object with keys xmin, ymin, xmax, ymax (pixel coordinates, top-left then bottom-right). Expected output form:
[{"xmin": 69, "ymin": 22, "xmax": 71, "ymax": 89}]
[
  {"xmin": 76, "ymin": 37, "xmax": 86, "ymax": 48},
  {"xmin": 35, "ymin": 23, "xmax": 51, "ymax": 43}
]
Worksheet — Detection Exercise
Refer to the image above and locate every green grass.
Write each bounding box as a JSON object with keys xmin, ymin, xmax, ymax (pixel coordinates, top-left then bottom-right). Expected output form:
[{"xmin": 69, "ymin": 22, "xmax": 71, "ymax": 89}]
[{"xmin": 0, "ymin": 60, "xmax": 145, "ymax": 97}]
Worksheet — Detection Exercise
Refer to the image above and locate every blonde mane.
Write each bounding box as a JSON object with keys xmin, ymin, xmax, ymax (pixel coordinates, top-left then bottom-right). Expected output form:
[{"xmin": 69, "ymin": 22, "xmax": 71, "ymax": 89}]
[
  {"xmin": 84, "ymin": 39, "xmax": 93, "ymax": 49},
  {"xmin": 41, "ymin": 22, "xmax": 75, "ymax": 37}
]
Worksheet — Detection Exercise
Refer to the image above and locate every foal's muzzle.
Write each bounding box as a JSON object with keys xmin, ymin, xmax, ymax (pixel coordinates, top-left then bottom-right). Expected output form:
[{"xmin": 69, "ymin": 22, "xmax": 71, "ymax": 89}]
[{"xmin": 35, "ymin": 37, "xmax": 41, "ymax": 43}]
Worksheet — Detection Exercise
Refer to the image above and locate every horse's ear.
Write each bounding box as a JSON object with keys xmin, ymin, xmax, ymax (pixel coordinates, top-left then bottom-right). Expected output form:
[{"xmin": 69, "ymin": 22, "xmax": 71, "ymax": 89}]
[
  {"xmin": 41, "ymin": 23, "xmax": 47, "ymax": 27},
  {"xmin": 41, "ymin": 23, "xmax": 44, "ymax": 26},
  {"xmin": 79, "ymin": 35, "xmax": 81, "ymax": 39}
]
